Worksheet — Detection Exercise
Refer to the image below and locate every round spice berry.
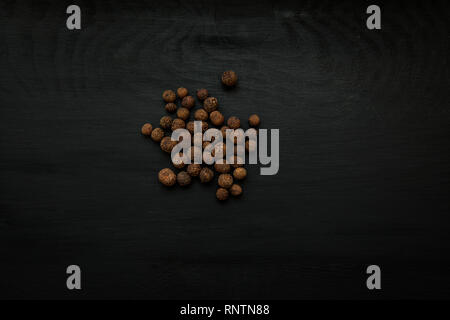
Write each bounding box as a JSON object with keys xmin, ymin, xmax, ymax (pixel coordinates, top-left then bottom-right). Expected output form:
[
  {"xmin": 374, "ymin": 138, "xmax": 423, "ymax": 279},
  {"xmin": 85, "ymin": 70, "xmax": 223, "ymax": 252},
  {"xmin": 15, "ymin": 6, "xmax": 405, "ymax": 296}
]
[
  {"xmin": 160, "ymin": 116, "xmax": 173, "ymax": 129},
  {"xmin": 187, "ymin": 164, "xmax": 202, "ymax": 177},
  {"xmin": 233, "ymin": 167, "xmax": 247, "ymax": 180},
  {"xmin": 141, "ymin": 123, "xmax": 153, "ymax": 136},
  {"xmin": 158, "ymin": 168, "xmax": 176, "ymax": 187},
  {"xmin": 176, "ymin": 107, "xmax": 190, "ymax": 121},
  {"xmin": 227, "ymin": 116, "xmax": 240, "ymax": 129},
  {"xmin": 220, "ymin": 126, "xmax": 230, "ymax": 138},
  {"xmin": 221, "ymin": 70, "xmax": 238, "ymax": 87},
  {"xmin": 177, "ymin": 171, "xmax": 191, "ymax": 187},
  {"xmin": 210, "ymin": 111, "xmax": 224, "ymax": 126},
  {"xmin": 186, "ymin": 121, "xmax": 195, "ymax": 135},
  {"xmin": 160, "ymin": 137, "xmax": 175, "ymax": 153},
  {"xmin": 171, "ymin": 118, "xmax": 185, "ymax": 131},
  {"xmin": 203, "ymin": 97, "xmax": 218, "ymax": 113},
  {"xmin": 194, "ymin": 109, "xmax": 209, "ymax": 121},
  {"xmin": 177, "ymin": 87, "xmax": 188, "ymax": 99},
  {"xmin": 230, "ymin": 184, "xmax": 242, "ymax": 196},
  {"xmin": 246, "ymin": 140, "xmax": 257, "ymax": 152},
  {"xmin": 197, "ymin": 88, "xmax": 209, "ymax": 101},
  {"xmin": 151, "ymin": 128, "xmax": 165, "ymax": 142},
  {"xmin": 248, "ymin": 114, "xmax": 260, "ymax": 127},
  {"xmin": 201, "ymin": 121, "xmax": 209, "ymax": 132},
  {"xmin": 165, "ymin": 103, "xmax": 177, "ymax": 113},
  {"xmin": 216, "ymin": 188, "xmax": 229, "ymax": 201},
  {"xmin": 218, "ymin": 173, "xmax": 233, "ymax": 189},
  {"xmin": 199, "ymin": 167, "xmax": 214, "ymax": 183},
  {"xmin": 162, "ymin": 90, "xmax": 176, "ymax": 103},
  {"xmin": 214, "ymin": 163, "xmax": 231, "ymax": 173},
  {"xmin": 173, "ymin": 158, "xmax": 185, "ymax": 169},
  {"xmin": 228, "ymin": 155, "xmax": 244, "ymax": 168},
  {"xmin": 181, "ymin": 96, "xmax": 195, "ymax": 109}
]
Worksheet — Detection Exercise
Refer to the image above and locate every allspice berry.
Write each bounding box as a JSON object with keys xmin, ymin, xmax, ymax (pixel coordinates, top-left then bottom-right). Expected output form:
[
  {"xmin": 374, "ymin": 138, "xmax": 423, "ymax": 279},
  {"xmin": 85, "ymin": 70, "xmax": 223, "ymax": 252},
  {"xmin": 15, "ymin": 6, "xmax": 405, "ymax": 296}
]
[
  {"xmin": 246, "ymin": 140, "xmax": 257, "ymax": 152},
  {"xmin": 187, "ymin": 164, "xmax": 202, "ymax": 177},
  {"xmin": 141, "ymin": 123, "xmax": 153, "ymax": 136},
  {"xmin": 177, "ymin": 87, "xmax": 188, "ymax": 99},
  {"xmin": 203, "ymin": 97, "xmax": 218, "ymax": 113},
  {"xmin": 220, "ymin": 126, "xmax": 230, "ymax": 138},
  {"xmin": 197, "ymin": 88, "xmax": 209, "ymax": 101},
  {"xmin": 201, "ymin": 121, "xmax": 209, "ymax": 132},
  {"xmin": 199, "ymin": 167, "xmax": 214, "ymax": 183},
  {"xmin": 177, "ymin": 171, "xmax": 191, "ymax": 187},
  {"xmin": 230, "ymin": 184, "xmax": 242, "ymax": 196},
  {"xmin": 151, "ymin": 128, "xmax": 165, "ymax": 142},
  {"xmin": 233, "ymin": 167, "xmax": 247, "ymax": 180},
  {"xmin": 248, "ymin": 114, "xmax": 260, "ymax": 127},
  {"xmin": 218, "ymin": 173, "xmax": 233, "ymax": 189},
  {"xmin": 216, "ymin": 188, "xmax": 229, "ymax": 201},
  {"xmin": 173, "ymin": 159, "xmax": 185, "ymax": 169},
  {"xmin": 194, "ymin": 109, "xmax": 209, "ymax": 121},
  {"xmin": 181, "ymin": 96, "xmax": 195, "ymax": 109},
  {"xmin": 177, "ymin": 107, "xmax": 190, "ymax": 121},
  {"xmin": 221, "ymin": 70, "xmax": 238, "ymax": 87},
  {"xmin": 227, "ymin": 116, "xmax": 240, "ymax": 129},
  {"xmin": 160, "ymin": 116, "xmax": 173, "ymax": 130},
  {"xmin": 162, "ymin": 90, "xmax": 176, "ymax": 103},
  {"xmin": 165, "ymin": 103, "xmax": 177, "ymax": 113},
  {"xmin": 160, "ymin": 137, "xmax": 176, "ymax": 153},
  {"xmin": 186, "ymin": 121, "xmax": 195, "ymax": 135},
  {"xmin": 158, "ymin": 168, "xmax": 176, "ymax": 187},
  {"xmin": 214, "ymin": 163, "xmax": 231, "ymax": 173},
  {"xmin": 171, "ymin": 118, "xmax": 185, "ymax": 131},
  {"xmin": 210, "ymin": 111, "xmax": 224, "ymax": 126}
]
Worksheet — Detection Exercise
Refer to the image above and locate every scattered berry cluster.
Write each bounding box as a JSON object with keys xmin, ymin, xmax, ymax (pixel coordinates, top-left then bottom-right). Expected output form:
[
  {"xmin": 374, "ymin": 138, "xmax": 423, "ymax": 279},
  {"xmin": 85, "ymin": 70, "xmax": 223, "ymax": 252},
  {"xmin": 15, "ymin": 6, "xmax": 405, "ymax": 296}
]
[{"xmin": 141, "ymin": 71, "xmax": 261, "ymax": 201}]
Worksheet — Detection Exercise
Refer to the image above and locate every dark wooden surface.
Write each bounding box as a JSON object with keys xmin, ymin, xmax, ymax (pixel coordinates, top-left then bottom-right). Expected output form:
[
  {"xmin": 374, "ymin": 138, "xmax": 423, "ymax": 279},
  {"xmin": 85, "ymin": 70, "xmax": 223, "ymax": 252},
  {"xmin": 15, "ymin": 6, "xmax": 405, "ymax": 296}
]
[{"xmin": 0, "ymin": 0, "xmax": 449, "ymax": 299}]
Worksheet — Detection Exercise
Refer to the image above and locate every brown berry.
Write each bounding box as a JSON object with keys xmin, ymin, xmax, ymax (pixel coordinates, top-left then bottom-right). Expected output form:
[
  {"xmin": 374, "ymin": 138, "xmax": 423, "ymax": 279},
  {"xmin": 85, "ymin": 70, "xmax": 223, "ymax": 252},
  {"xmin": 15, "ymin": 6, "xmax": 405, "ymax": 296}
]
[
  {"xmin": 158, "ymin": 168, "xmax": 176, "ymax": 186},
  {"xmin": 160, "ymin": 137, "xmax": 175, "ymax": 153},
  {"xmin": 246, "ymin": 140, "xmax": 257, "ymax": 152},
  {"xmin": 220, "ymin": 126, "xmax": 230, "ymax": 138},
  {"xmin": 216, "ymin": 188, "xmax": 229, "ymax": 201},
  {"xmin": 210, "ymin": 111, "xmax": 224, "ymax": 126},
  {"xmin": 248, "ymin": 114, "xmax": 260, "ymax": 127},
  {"xmin": 177, "ymin": 171, "xmax": 191, "ymax": 187},
  {"xmin": 197, "ymin": 88, "xmax": 209, "ymax": 100},
  {"xmin": 181, "ymin": 96, "xmax": 195, "ymax": 109},
  {"xmin": 218, "ymin": 173, "xmax": 233, "ymax": 188},
  {"xmin": 233, "ymin": 167, "xmax": 247, "ymax": 180},
  {"xmin": 221, "ymin": 70, "xmax": 238, "ymax": 87},
  {"xmin": 201, "ymin": 121, "xmax": 209, "ymax": 132},
  {"xmin": 214, "ymin": 163, "xmax": 231, "ymax": 173},
  {"xmin": 186, "ymin": 121, "xmax": 195, "ymax": 135},
  {"xmin": 165, "ymin": 103, "xmax": 177, "ymax": 113},
  {"xmin": 199, "ymin": 167, "xmax": 214, "ymax": 183},
  {"xmin": 151, "ymin": 128, "xmax": 165, "ymax": 142},
  {"xmin": 230, "ymin": 184, "xmax": 242, "ymax": 196},
  {"xmin": 194, "ymin": 109, "xmax": 209, "ymax": 121},
  {"xmin": 203, "ymin": 97, "xmax": 218, "ymax": 113},
  {"xmin": 177, "ymin": 87, "xmax": 188, "ymax": 99},
  {"xmin": 141, "ymin": 123, "xmax": 153, "ymax": 136},
  {"xmin": 176, "ymin": 107, "xmax": 190, "ymax": 121},
  {"xmin": 228, "ymin": 155, "xmax": 244, "ymax": 168},
  {"xmin": 227, "ymin": 116, "xmax": 240, "ymax": 129},
  {"xmin": 160, "ymin": 116, "xmax": 173, "ymax": 129},
  {"xmin": 187, "ymin": 164, "xmax": 202, "ymax": 177},
  {"xmin": 171, "ymin": 118, "xmax": 185, "ymax": 131},
  {"xmin": 162, "ymin": 90, "xmax": 176, "ymax": 103},
  {"xmin": 173, "ymin": 159, "xmax": 185, "ymax": 169}
]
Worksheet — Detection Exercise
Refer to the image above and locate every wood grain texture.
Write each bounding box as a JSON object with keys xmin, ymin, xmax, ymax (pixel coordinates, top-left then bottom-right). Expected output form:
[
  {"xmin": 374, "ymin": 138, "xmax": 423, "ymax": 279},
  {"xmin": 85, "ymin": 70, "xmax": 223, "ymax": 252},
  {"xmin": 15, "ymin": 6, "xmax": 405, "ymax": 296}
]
[{"xmin": 0, "ymin": 0, "xmax": 449, "ymax": 299}]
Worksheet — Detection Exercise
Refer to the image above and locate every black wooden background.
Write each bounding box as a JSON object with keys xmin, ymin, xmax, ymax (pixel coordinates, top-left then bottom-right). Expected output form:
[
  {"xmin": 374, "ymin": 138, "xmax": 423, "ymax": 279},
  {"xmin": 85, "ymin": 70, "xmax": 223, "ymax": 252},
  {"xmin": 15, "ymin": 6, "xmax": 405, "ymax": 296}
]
[{"xmin": 0, "ymin": 0, "xmax": 449, "ymax": 299}]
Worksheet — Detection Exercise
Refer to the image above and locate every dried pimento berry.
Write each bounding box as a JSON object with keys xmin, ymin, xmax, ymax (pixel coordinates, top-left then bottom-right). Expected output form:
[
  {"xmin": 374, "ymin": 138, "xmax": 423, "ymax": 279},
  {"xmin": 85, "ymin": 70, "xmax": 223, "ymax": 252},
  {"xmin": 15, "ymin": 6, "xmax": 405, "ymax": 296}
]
[
  {"xmin": 158, "ymin": 168, "xmax": 176, "ymax": 186},
  {"xmin": 162, "ymin": 90, "xmax": 176, "ymax": 103},
  {"xmin": 141, "ymin": 123, "xmax": 153, "ymax": 136},
  {"xmin": 221, "ymin": 70, "xmax": 238, "ymax": 87}
]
